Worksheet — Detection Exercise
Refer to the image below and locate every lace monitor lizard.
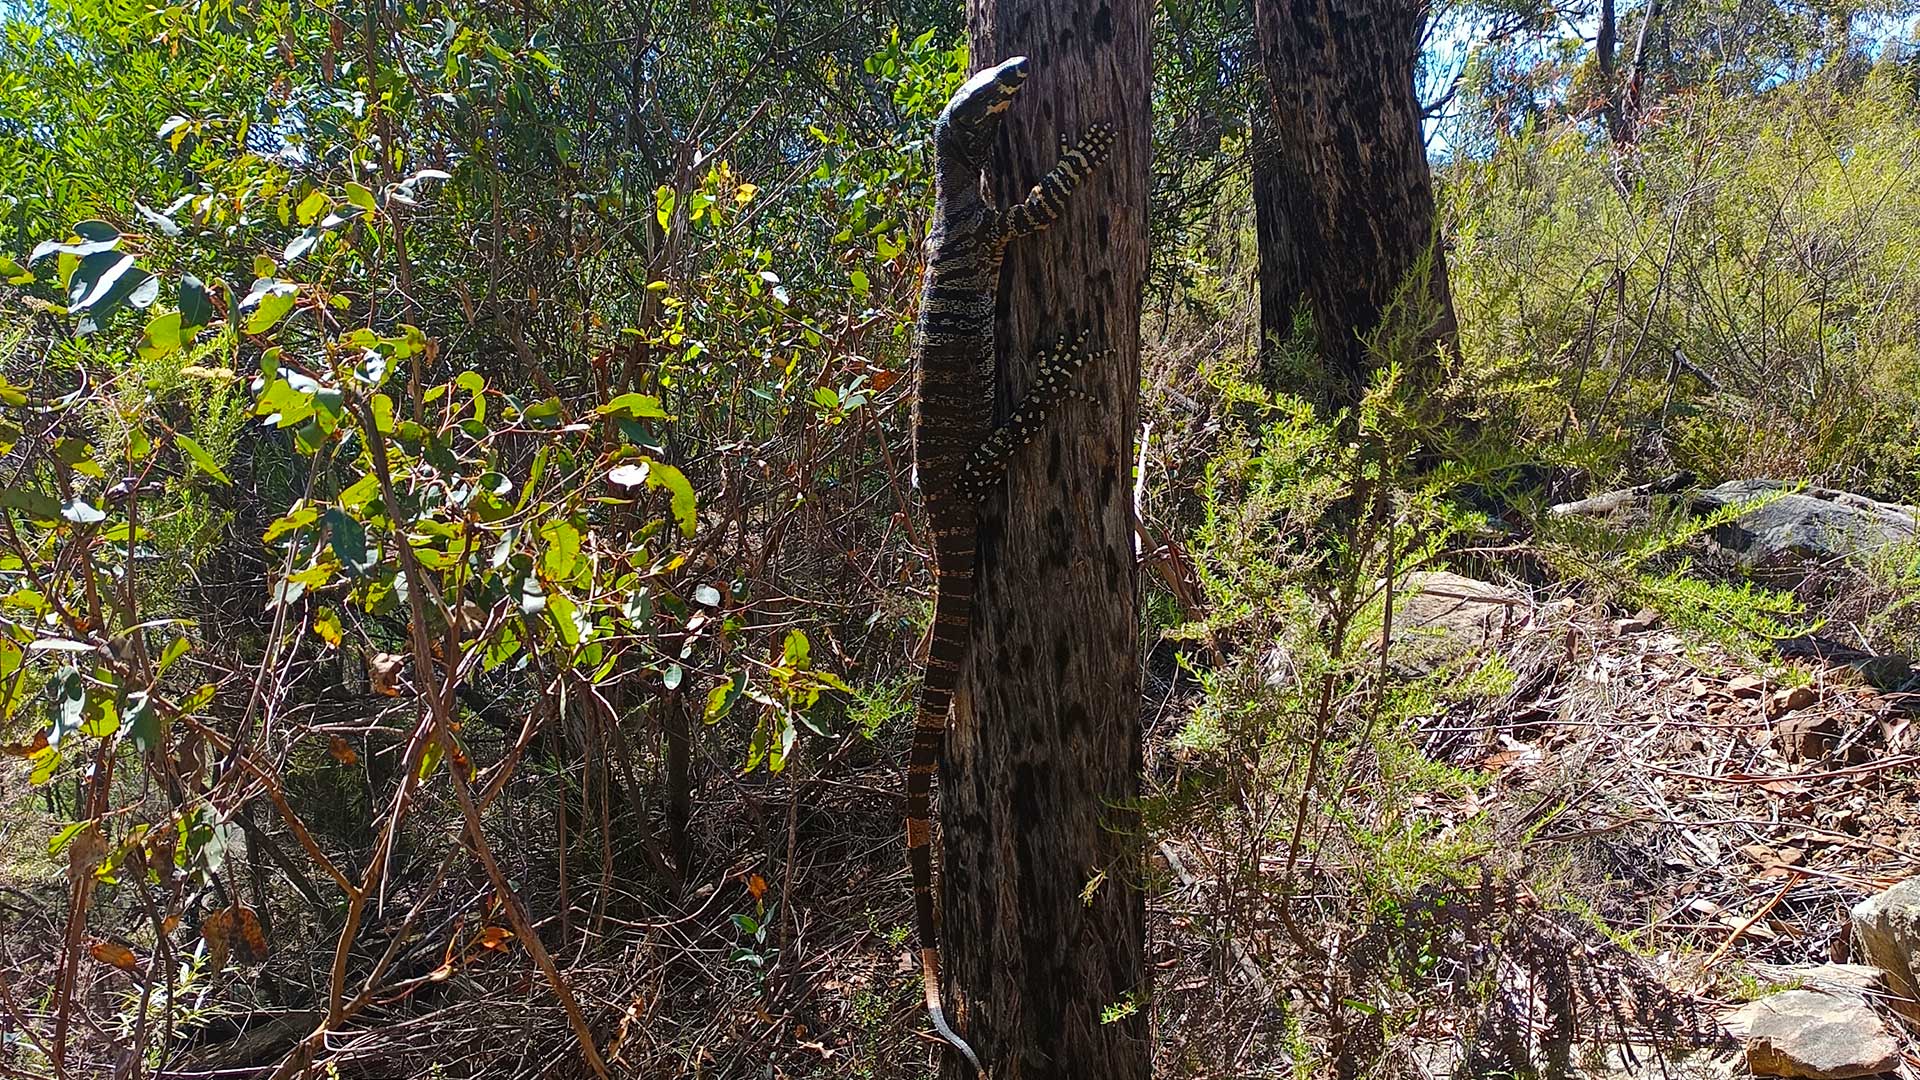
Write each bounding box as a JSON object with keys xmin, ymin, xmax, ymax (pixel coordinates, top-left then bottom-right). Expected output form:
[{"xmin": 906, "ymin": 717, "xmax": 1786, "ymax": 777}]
[{"xmin": 907, "ymin": 55, "xmax": 1115, "ymax": 1077}]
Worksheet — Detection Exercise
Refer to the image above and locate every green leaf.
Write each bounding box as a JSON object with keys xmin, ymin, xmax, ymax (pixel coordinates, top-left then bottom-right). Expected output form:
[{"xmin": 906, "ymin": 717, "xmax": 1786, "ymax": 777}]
[
  {"xmin": 252, "ymin": 255, "xmax": 277, "ymax": 279},
  {"xmin": 541, "ymin": 519, "xmax": 581, "ymax": 579},
  {"xmin": 174, "ymin": 434, "xmax": 232, "ymax": 485},
  {"xmin": 0, "ymin": 255, "xmax": 33, "ymax": 285},
  {"xmin": 325, "ymin": 509, "xmax": 377, "ymax": 576},
  {"xmin": 178, "ymin": 275, "xmax": 213, "ymax": 332},
  {"xmin": 28, "ymin": 745, "xmax": 60, "ymax": 784},
  {"xmin": 520, "ymin": 397, "xmax": 564, "ymax": 428},
  {"xmin": 704, "ymin": 677, "xmax": 739, "ymax": 723},
  {"xmin": 781, "ymin": 629, "xmax": 810, "ymax": 669},
  {"xmin": 296, "ymin": 189, "xmax": 328, "ymax": 226},
  {"xmin": 645, "ymin": 461, "xmax": 697, "ymax": 536},
  {"xmin": 283, "ymin": 227, "xmax": 322, "ymax": 263},
  {"xmin": 0, "ymin": 489, "xmax": 61, "ymax": 524},
  {"xmin": 176, "ymin": 683, "xmax": 215, "ymax": 714},
  {"xmin": 263, "ymin": 505, "xmax": 318, "ymax": 542},
  {"xmin": 596, "ymin": 392, "xmax": 668, "ymax": 419},
  {"xmin": 154, "ymin": 636, "xmax": 190, "ymax": 678},
  {"xmin": 345, "ymin": 182, "xmax": 378, "ymax": 213},
  {"xmin": 138, "ymin": 311, "xmax": 183, "ymax": 360},
  {"xmin": 45, "ymin": 667, "xmax": 85, "ymax": 747},
  {"xmin": 337, "ymin": 472, "xmax": 381, "ymax": 510},
  {"xmin": 49, "ymin": 820, "xmax": 90, "ymax": 856},
  {"xmin": 67, "ymin": 250, "xmax": 157, "ymax": 330},
  {"xmin": 124, "ymin": 692, "xmax": 159, "ymax": 752},
  {"xmin": 245, "ymin": 285, "xmax": 298, "ymax": 334},
  {"xmin": 545, "ymin": 591, "xmax": 581, "ymax": 646}
]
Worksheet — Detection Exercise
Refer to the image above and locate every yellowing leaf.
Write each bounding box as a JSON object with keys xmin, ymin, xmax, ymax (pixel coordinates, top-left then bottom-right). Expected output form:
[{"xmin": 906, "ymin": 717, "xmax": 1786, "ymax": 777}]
[
  {"xmin": 313, "ymin": 607, "xmax": 343, "ymax": 647},
  {"xmin": 296, "ymin": 189, "xmax": 328, "ymax": 226}
]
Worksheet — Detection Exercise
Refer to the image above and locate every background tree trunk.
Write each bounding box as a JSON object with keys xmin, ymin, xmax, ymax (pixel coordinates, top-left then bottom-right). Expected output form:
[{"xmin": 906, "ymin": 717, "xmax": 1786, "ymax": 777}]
[
  {"xmin": 1251, "ymin": 97, "xmax": 1307, "ymax": 392},
  {"xmin": 940, "ymin": 0, "xmax": 1151, "ymax": 1075},
  {"xmin": 1251, "ymin": 0, "xmax": 1458, "ymax": 408},
  {"xmin": 1599, "ymin": 0, "xmax": 1623, "ymax": 143}
]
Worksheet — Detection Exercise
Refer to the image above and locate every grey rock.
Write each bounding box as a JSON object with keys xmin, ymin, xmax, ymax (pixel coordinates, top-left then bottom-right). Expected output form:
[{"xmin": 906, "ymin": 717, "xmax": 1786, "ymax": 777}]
[
  {"xmin": 1747, "ymin": 963, "xmax": 1891, "ymax": 999},
  {"xmin": 1693, "ymin": 480, "xmax": 1919, "ymax": 568},
  {"xmin": 1389, "ymin": 571, "xmax": 1527, "ymax": 674},
  {"xmin": 1851, "ymin": 877, "xmax": 1920, "ymax": 1024},
  {"xmin": 1572, "ymin": 1045, "xmax": 1743, "ymax": 1078},
  {"xmin": 1727, "ymin": 989, "xmax": 1900, "ymax": 1077}
]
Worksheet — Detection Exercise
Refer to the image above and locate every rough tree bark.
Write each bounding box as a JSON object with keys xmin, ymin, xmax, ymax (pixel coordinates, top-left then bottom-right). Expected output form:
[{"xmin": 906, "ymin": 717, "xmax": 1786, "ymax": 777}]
[
  {"xmin": 1251, "ymin": 0, "xmax": 1458, "ymax": 408},
  {"xmin": 1599, "ymin": 0, "xmax": 1623, "ymax": 143},
  {"xmin": 939, "ymin": 0, "xmax": 1151, "ymax": 1076},
  {"xmin": 1251, "ymin": 97, "xmax": 1306, "ymax": 391}
]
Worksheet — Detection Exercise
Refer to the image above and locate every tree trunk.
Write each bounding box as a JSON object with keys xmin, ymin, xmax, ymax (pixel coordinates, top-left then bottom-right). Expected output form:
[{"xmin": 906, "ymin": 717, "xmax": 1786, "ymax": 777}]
[
  {"xmin": 1598, "ymin": 0, "xmax": 1623, "ymax": 144},
  {"xmin": 1251, "ymin": 0, "xmax": 1458, "ymax": 409},
  {"xmin": 1251, "ymin": 96, "xmax": 1306, "ymax": 391},
  {"xmin": 940, "ymin": 0, "xmax": 1151, "ymax": 1076}
]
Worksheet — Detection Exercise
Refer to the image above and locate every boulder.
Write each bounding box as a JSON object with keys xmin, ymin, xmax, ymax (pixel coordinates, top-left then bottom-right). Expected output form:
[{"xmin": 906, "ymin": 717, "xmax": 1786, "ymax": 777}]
[
  {"xmin": 1573, "ymin": 1046, "xmax": 1742, "ymax": 1078},
  {"xmin": 1851, "ymin": 877, "xmax": 1920, "ymax": 1024},
  {"xmin": 1747, "ymin": 963, "xmax": 1891, "ymax": 998},
  {"xmin": 1693, "ymin": 480, "xmax": 1918, "ymax": 569},
  {"xmin": 1389, "ymin": 571, "xmax": 1527, "ymax": 675},
  {"xmin": 1726, "ymin": 989, "xmax": 1900, "ymax": 1077}
]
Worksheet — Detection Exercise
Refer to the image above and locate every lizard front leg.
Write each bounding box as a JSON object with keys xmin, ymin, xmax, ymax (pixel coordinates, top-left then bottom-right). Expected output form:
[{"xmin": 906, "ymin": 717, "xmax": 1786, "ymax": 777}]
[
  {"xmin": 959, "ymin": 330, "xmax": 1105, "ymax": 496},
  {"xmin": 1001, "ymin": 124, "xmax": 1117, "ymax": 240}
]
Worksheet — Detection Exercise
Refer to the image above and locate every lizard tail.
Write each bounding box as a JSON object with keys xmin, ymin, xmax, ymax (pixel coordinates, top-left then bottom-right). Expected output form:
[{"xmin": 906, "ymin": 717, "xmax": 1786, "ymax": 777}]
[
  {"xmin": 923, "ymin": 947, "xmax": 985, "ymax": 1077},
  {"xmin": 908, "ymin": 547, "xmax": 983, "ymax": 1077}
]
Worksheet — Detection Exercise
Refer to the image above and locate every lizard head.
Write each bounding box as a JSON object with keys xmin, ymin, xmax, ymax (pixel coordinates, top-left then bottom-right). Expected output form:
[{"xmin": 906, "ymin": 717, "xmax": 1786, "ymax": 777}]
[{"xmin": 934, "ymin": 55, "xmax": 1029, "ymax": 169}]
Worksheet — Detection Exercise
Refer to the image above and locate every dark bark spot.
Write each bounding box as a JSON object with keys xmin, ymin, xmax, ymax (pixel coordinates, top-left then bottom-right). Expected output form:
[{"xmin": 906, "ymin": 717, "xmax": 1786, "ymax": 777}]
[
  {"xmin": 1052, "ymin": 633, "xmax": 1071, "ymax": 679},
  {"xmin": 1092, "ymin": 3, "xmax": 1115, "ymax": 44},
  {"xmin": 1061, "ymin": 698, "xmax": 1088, "ymax": 739},
  {"xmin": 1044, "ymin": 507, "xmax": 1070, "ymax": 570}
]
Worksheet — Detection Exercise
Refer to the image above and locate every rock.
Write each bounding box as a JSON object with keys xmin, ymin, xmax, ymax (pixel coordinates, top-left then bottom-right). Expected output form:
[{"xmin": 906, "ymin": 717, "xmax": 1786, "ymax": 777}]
[
  {"xmin": 1729, "ymin": 674, "xmax": 1768, "ymax": 699},
  {"xmin": 1777, "ymin": 636, "xmax": 1915, "ymax": 692},
  {"xmin": 1768, "ymin": 685, "xmax": 1818, "ymax": 717},
  {"xmin": 1848, "ymin": 654, "xmax": 1913, "ymax": 692},
  {"xmin": 1573, "ymin": 1046, "xmax": 1742, "ymax": 1078},
  {"xmin": 1388, "ymin": 571, "xmax": 1526, "ymax": 675},
  {"xmin": 1773, "ymin": 711, "xmax": 1839, "ymax": 761},
  {"xmin": 1727, "ymin": 989, "xmax": 1900, "ymax": 1077},
  {"xmin": 1693, "ymin": 480, "xmax": 1919, "ymax": 569},
  {"xmin": 1851, "ymin": 877, "xmax": 1920, "ymax": 1024},
  {"xmin": 1748, "ymin": 963, "xmax": 1890, "ymax": 998},
  {"xmin": 1614, "ymin": 615, "xmax": 1658, "ymax": 635}
]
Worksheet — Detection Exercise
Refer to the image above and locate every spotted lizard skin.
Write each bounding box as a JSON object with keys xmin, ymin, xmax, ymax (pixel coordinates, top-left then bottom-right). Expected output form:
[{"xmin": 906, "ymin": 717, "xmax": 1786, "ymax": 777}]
[{"xmin": 906, "ymin": 55, "xmax": 1114, "ymax": 1077}]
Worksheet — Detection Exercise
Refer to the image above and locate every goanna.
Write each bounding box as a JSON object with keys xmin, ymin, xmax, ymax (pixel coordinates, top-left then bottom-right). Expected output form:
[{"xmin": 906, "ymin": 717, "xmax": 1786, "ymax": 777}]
[{"xmin": 906, "ymin": 55, "xmax": 1114, "ymax": 1077}]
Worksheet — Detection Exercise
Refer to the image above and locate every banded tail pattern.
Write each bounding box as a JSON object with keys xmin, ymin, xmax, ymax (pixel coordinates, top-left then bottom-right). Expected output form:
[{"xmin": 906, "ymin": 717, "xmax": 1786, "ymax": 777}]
[{"xmin": 908, "ymin": 54, "xmax": 1114, "ymax": 1078}]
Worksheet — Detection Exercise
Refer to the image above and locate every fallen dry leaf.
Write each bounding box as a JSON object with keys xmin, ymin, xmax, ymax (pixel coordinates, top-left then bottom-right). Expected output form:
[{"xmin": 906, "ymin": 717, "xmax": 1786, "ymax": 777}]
[
  {"xmin": 327, "ymin": 736, "xmax": 358, "ymax": 765},
  {"xmin": 369, "ymin": 652, "xmax": 406, "ymax": 696},
  {"xmin": 89, "ymin": 940, "xmax": 140, "ymax": 972}
]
